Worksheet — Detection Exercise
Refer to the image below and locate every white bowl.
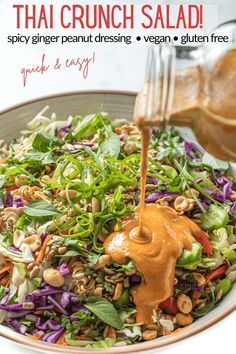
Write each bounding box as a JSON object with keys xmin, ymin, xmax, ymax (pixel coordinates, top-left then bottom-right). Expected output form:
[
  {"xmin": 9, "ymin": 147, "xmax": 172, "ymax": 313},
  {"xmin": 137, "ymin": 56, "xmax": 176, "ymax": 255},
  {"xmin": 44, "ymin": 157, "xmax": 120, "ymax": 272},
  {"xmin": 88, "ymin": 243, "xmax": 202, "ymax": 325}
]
[{"xmin": 0, "ymin": 91, "xmax": 235, "ymax": 354}]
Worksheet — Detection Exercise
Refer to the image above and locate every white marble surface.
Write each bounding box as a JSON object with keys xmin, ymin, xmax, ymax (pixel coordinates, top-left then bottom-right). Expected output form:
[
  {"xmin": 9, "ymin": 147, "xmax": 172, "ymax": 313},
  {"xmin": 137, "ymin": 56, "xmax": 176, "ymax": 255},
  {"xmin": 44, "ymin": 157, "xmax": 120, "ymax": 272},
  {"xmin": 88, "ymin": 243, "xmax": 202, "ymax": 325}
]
[{"xmin": 0, "ymin": 0, "xmax": 236, "ymax": 353}]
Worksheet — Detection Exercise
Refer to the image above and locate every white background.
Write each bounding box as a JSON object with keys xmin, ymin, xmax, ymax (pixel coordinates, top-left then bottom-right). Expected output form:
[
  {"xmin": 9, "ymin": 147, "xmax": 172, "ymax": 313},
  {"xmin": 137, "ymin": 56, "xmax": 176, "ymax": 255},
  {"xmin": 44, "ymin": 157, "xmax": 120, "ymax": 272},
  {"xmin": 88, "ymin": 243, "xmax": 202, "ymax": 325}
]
[{"xmin": 0, "ymin": 0, "xmax": 236, "ymax": 353}]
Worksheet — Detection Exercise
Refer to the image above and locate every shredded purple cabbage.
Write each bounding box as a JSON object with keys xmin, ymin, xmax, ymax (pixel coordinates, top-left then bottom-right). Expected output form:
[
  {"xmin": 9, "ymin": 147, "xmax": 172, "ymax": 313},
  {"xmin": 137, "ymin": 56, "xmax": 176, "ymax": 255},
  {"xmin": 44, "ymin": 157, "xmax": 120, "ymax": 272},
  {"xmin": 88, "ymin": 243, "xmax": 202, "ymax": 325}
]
[
  {"xmin": 38, "ymin": 296, "xmax": 47, "ymax": 308},
  {"xmin": 145, "ymin": 192, "xmax": 178, "ymax": 203},
  {"xmin": 41, "ymin": 327, "xmax": 65, "ymax": 343},
  {"xmin": 26, "ymin": 288, "xmax": 64, "ymax": 299},
  {"xmin": 231, "ymin": 202, "xmax": 236, "ymax": 211},
  {"xmin": 47, "ymin": 296, "xmax": 68, "ymax": 315},
  {"xmin": 37, "ymin": 305, "xmax": 55, "ymax": 311},
  {"xmin": 85, "ymin": 244, "xmax": 93, "ymax": 252},
  {"xmin": 57, "ymin": 263, "xmax": 70, "ymax": 276},
  {"xmin": 10, "ymin": 246, "xmax": 20, "ymax": 252},
  {"xmin": 12, "ymin": 198, "xmax": 24, "ymax": 208},
  {"xmin": 184, "ymin": 140, "xmax": 204, "ymax": 158},
  {"xmin": 36, "ymin": 318, "xmax": 63, "ymax": 331},
  {"xmin": 147, "ymin": 176, "xmax": 158, "ymax": 185},
  {"xmin": 216, "ymin": 176, "xmax": 229, "ymax": 186},
  {"xmin": 71, "ymin": 302, "xmax": 90, "ymax": 313},
  {"xmin": 4, "ymin": 192, "xmax": 13, "ymax": 208},
  {"xmin": 0, "ymin": 303, "xmax": 23, "ymax": 310},
  {"xmin": 60, "ymin": 292, "xmax": 78, "ymax": 308},
  {"xmin": 58, "ymin": 124, "xmax": 72, "ymax": 138},
  {"xmin": 130, "ymin": 274, "xmax": 141, "ymax": 284},
  {"xmin": 223, "ymin": 181, "xmax": 233, "ymax": 200},
  {"xmin": 7, "ymin": 310, "xmax": 31, "ymax": 319},
  {"xmin": 40, "ymin": 233, "xmax": 48, "ymax": 243},
  {"xmin": 196, "ymin": 177, "xmax": 203, "ymax": 184},
  {"xmin": 79, "ymin": 143, "xmax": 94, "ymax": 147},
  {"xmin": 8, "ymin": 319, "xmax": 27, "ymax": 334}
]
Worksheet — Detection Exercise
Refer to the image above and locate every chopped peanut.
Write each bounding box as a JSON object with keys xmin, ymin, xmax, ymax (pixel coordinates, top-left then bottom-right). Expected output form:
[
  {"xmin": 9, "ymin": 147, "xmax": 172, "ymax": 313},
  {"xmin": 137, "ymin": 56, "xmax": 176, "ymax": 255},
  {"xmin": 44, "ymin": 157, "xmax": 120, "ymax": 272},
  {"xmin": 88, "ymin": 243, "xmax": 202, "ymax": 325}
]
[
  {"xmin": 43, "ymin": 268, "xmax": 65, "ymax": 288},
  {"xmin": 177, "ymin": 294, "xmax": 193, "ymax": 314},
  {"xmin": 175, "ymin": 313, "xmax": 193, "ymax": 326}
]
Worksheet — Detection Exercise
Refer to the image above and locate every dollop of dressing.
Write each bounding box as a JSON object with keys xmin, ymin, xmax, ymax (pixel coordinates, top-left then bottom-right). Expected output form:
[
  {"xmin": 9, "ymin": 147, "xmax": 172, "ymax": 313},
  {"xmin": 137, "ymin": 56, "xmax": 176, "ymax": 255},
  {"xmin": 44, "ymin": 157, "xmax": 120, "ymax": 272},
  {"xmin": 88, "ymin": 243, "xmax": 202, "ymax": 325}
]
[{"xmin": 104, "ymin": 204, "xmax": 202, "ymax": 324}]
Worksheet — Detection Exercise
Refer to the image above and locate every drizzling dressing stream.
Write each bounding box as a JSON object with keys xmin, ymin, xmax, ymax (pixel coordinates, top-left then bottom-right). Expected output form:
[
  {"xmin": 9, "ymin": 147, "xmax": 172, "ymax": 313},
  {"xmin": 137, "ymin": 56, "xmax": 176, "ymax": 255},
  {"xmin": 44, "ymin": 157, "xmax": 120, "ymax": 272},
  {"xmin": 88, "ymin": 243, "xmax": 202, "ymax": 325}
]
[{"xmin": 104, "ymin": 119, "xmax": 204, "ymax": 324}]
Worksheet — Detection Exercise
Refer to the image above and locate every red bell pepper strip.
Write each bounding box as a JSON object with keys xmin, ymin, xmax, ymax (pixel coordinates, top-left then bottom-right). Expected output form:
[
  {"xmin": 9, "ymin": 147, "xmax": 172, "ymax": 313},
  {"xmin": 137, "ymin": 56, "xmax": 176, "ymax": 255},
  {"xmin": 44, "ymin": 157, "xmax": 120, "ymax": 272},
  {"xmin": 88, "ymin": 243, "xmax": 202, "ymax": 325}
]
[
  {"xmin": 204, "ymin": 264, "xmax": 228, "ymax": 283},
  {"xmin": 6, "ymin": 185, "xmax": 18, "ymax": 192},
  {"xmin": 195, "ymin": 231, "xmax": 213, "ymax": 256},
  {"xmin": 160, "ymin": 296, "xmax": 179, "ymax": 314},
  {"xmin": 193, "ymin": 264, "xmax": 228, "ymax": 299}
]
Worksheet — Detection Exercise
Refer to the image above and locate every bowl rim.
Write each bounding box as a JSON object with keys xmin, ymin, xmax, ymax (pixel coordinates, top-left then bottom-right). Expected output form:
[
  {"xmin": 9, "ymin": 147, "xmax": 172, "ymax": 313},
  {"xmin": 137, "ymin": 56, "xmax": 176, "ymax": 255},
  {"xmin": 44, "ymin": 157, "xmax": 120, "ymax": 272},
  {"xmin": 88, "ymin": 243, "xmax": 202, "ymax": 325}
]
[
  {"xmin": 0, "ymin": 89, "xmax": 235, "ymax": 353},
  {"xmin": 0, "ymin": 90, "xmax": 137, "ymax": 116}
]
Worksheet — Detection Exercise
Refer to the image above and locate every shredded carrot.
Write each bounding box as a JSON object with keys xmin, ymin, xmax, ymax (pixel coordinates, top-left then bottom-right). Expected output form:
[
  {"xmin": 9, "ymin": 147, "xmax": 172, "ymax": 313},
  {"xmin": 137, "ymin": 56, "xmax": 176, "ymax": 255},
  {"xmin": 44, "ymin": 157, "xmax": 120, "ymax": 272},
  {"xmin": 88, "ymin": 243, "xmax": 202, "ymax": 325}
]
[
  {"xmin": 61, "ymin": 230, "xmax": 70, "ymax": 235},
  {"xmin": 6, "ymin": 185, "xmax": 18, "ymax": 192},
  {"xmin": 107, "ymin": 326, "xmax": 117, "ymax": 338},
  {"xmin": 0, "ymin": 159, "xmax": 5, "ymax": 163},
  {"xmin": 80, "ymin": 326, "xmax": 90, "ymax": 331},
  {"xmin": 35, "ymin": 235, "xmax": 52, "ymax": 265},
  {"xmin": 159, "ymin": 328, "xmax": 171, "ymax": 336},
  {"xmin": 0, "ymin": 263, "xmax": 13, "ymax": 275},
  {"xmin": 192, "ymin": 291, "xmax": 201, "ymax": 300},
  {"xmin": 53, "ymin": 190, "xmax": 60, "ymax": 198},
  {"xmin": 0, "ymin": 275, "xmax": 10, "ymax": 286},
  {"xmin": 25, "ymin": 333, "xmax": 40, "ymax": 340},
  {"xmin": 68, "ymin": 257, "xmax": 77, "ymax": 270},
  {"xmin": 76, "ymin": 335, "xmax": 93, "ymax": 341},
  {"xmin": 34, "ymin": 310, "xmax": 44, "ymax": 315},
  {"xmin": 57, "ymin": 332, "xmax": 68, "ymax": 346},
  {"xmin": 172, "ymin": 326, "xmax": 189, "ymax": 335}
]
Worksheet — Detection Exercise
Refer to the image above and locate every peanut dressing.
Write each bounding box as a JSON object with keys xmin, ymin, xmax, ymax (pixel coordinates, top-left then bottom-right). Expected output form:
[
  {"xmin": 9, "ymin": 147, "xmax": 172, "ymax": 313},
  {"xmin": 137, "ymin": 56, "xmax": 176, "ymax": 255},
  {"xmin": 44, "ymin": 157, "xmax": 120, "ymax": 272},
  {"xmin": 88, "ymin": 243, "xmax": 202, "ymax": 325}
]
[{"xmin": 104, "ymin": 204, "xmax": 202, "ymax": 324}]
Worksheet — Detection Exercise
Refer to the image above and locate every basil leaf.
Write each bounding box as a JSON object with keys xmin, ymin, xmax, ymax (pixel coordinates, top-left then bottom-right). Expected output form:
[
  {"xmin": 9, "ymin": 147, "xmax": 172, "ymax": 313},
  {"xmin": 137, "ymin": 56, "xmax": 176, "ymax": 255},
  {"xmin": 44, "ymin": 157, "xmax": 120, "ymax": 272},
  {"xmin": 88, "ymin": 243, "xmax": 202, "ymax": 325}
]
[
  {"xmin": 202, "ymin": 152, "xmax": 229, "ymax": 170},
  {"xmin": 100, "ymin": 133, "xmax": 120, "ymax": 158},
  {"xmin": 85, "ymin": 297, "xmax": 123, "ymax": 330},
  {"xmin": 33, "ymin": 133, "xmax": 60, "ymax": 152},
  {"xmin": 24, "ymin": 201, "xmax": 61, "ymax": 217},
  {"xmin": 33, "ymin": 133, "xmax": 51, "ymax": 152}
]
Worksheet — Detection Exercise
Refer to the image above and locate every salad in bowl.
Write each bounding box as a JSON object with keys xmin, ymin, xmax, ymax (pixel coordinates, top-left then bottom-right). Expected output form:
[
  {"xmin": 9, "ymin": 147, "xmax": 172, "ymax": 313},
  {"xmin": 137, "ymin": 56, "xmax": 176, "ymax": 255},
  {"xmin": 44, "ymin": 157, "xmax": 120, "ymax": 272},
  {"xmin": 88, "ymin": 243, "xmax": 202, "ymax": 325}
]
[{"xmin": 0, "ymin": 106, "xmax": 235, "ymax": 349}]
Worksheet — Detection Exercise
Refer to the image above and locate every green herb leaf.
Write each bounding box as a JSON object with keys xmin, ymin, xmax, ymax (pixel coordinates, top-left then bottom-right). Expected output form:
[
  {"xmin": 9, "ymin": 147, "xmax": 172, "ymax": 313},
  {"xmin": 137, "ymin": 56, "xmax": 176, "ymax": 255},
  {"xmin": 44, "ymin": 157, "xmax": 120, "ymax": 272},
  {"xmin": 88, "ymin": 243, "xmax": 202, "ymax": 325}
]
[
  {"xmin": 85, "ymin": 297, "xmax": 123, "ymax": 330},
  {"xmin": 31, "ymin": 278, "xmax": 42, "ymax": 288},
  {"xmin": 75, "ymin": 114, "xmax": 107, "ymax": 141},
  {"xmin": 99, "ymin": 133, "xmax": 120, "ymax": 158},
  {"xmin": 24, "ymin": 151, "xmax": 55, "ymax": 165},
  {"xmin": 114, "ymin": 289, "xmax": 131, "ymax": 309},
  {"xmin": 33, "ymin": 133, "xmax": 60, "ymax": 152},
  {"xmin": 33, "ymin": 133, "xmax": 50, "ymax": 152},
  {"xmin": 24, "ymin": 201, "xmax": 61, "ymax": 217}
]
